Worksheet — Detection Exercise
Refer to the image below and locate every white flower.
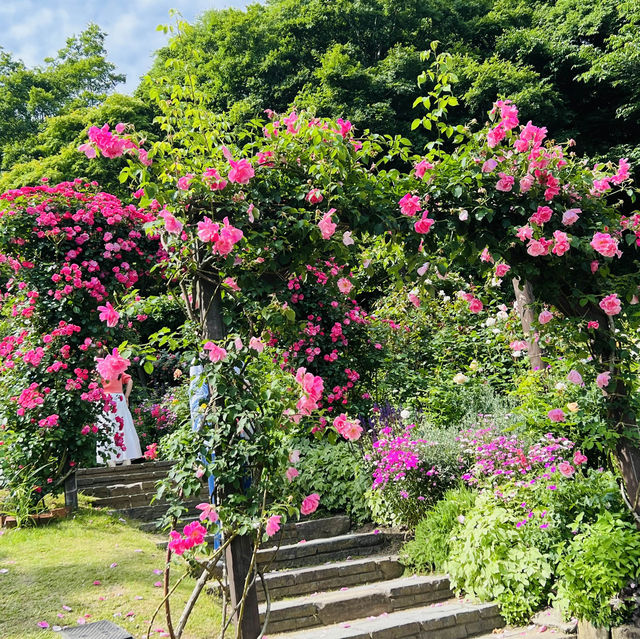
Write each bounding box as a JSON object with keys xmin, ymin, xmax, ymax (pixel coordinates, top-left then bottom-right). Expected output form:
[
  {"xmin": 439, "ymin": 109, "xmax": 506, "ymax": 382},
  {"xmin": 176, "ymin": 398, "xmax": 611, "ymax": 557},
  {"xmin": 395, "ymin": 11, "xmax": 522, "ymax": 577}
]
[
  {"xmin": 496, "ymin": 311, "xmax": 509, "ymax": 321},
  {"xmin": 400, "ymin": 409, "xmax": 411, "ymax": 420},
  {"xmin": 469, "ymin": 360, "xmax": 479, "ymax": 371},
  {"xmin": 485, "ymin": 317, "xmax": 496, "ymax": 327},
  {"xmin": 555, "ymin": 382, "xmax": 567, "ymax": 392},
  {"xmin": 459, "ymin": 210, "xmax": 469, "ymax": 221},
  {"xmin": 443, "ymin": 296, "xmax": 450, "ymax": 302},
  {"xmin": 453, "ymin": 373, "xmax": 469, "ymax": 384},
  {"xmin": 492, "ymin": 328, "xmax": 501, "ymax": 335}
]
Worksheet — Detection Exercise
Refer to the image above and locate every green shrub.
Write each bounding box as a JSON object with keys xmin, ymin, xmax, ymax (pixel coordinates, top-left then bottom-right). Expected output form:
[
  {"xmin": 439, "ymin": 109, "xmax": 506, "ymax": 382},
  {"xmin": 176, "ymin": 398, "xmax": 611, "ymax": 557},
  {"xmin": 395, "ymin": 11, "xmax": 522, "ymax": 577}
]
[
  {"xmin": 294, "ymin": 438, "xmax": 371, "ymax": 526},
  {"xmin": 446, "ymin": 492, "xmax": 554, "ymax": 625},
  {"xmin": 555, "ymin": 511, "xmax": 640, "ymax": 628},
  {"xmin": 401, "ymin": 486, "xmax": 476, "ymax": 572}
]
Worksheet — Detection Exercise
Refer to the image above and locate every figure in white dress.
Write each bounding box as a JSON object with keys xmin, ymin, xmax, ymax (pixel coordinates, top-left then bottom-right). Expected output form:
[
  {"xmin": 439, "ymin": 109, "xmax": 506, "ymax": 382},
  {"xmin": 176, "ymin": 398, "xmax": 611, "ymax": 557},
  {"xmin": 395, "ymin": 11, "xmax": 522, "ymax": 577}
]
[{"xmin": 95, "ymin": 349, "xmax": 142, "ymax": 466}]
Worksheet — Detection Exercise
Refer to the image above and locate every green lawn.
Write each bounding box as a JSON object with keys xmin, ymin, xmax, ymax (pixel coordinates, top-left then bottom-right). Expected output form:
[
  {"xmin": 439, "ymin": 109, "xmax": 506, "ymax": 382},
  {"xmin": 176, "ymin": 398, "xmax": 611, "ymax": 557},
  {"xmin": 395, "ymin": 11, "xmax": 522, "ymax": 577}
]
[{"xmin": 0, "ymin": 508, "xmax": 221, "ymax": 639}]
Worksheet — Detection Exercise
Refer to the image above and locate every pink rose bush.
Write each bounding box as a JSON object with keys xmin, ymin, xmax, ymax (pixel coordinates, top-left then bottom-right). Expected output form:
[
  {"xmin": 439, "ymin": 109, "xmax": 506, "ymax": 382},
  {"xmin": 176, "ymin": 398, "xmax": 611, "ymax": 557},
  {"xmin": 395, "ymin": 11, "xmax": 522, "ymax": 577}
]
[{"xmin": 0, "ymin": 182, "xmax": 162, "ymax": 499}]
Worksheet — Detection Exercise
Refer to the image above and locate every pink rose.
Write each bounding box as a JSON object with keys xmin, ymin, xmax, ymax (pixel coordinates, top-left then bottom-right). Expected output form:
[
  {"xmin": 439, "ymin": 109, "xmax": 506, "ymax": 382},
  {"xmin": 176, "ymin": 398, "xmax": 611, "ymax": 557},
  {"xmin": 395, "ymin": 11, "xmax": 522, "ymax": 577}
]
[
  {"xmin": 599, "ymin": 293, "xmax": 621, "ymax": 316},
  {"xmin": 530, "ymin": 206, "xmax": 552, "ymax": 226},
  {"xmin": 398, "ymin": 193, "xmax": 422, "ymax": 216},
  {"xmin": 318, "ymin": 209, "xmax": 337, "ymax": 239},
  {"xmin": 408, "ymin": 293, "xmax": 420, "ymax": 308},
  {"xmin": 567, "ymin": 370, "xmax": 584, "ymax": 386},
  {"xmin": 300, "ymin": 493, "xmax": 320, "ymax": 516},
  {"xmin": 596, "ymin": 372, "xmax": 611, "ymax": 389},
  {"xmin": 519, "ymin": 173, "xmax": 535, "ymax": 192},
  {"xmin": 562, "ymin": 208, "xmax": 580, "ymax": 226},
  {"xmin": 289, "ymin": 449, "xmax": 301, "ymax": 464},
  {"xmin": 590, "ymin": 232, "xmax": 619, "ymax": 258},
  {"xmin": 337, "ymin": 278, "xmax": 353, "ymax": 295},
  {"xmin": 333, "ymin": 413, "xmax": 363, "ymax": 441},
  {"xmin": 285, "ymin": 467, "xmax": 299, "ymax": 482},
  {"xmin": 97, "ymin": 301, "xmax": 120, "ymax": 327},
  {"xmin": 249, "ymin": 337, "xmax": 265, "ymax": 353},
  {"xmin": 587, "ymin": 320, "xmax": 599, "ymax": 330},
  {"xmin": 414, "ymin": 160, "xmax": 434, "ymax": 179},
  {"xmin": 538, "ymin": 310, "xmax": 553, "ymax": 324},
  {"xmin": 495, "ymin": 263, "xmax": 510, "ymax": 277},
  {"xmin": 482, "ymin": 159, "xmax": 498, "ymax": 173},
  {"xmin": 414, "ymin": 213, "xmax": 434, "ymax": 234},
  {"xmin": 495, "ymin": 173, "xmax": 515, "ymax": 192},
  {"xmin": 591, "ymin": 261, "xmax": 599, "ymax": 273},
  {"xmin": 305, "ymin": 189, "xmax": 323, "ymax": 204},
  {"xmin": 159, "ymin": 210, "xmax": 183, "ymax": 235},
  {"xmin": 558, "ymin": 462, "xmax": 575, "ymax": 477},
  {"xmin": 548, "ymin": 408, "xmax": 566, "ymax": 422},
  {"xmin": 527, "ymin": 238, "xmax": 550, "ymax": 257},
  {"xmin": 204, "ymin": 342, "xmax": 227, "ymax": 362},
  {"xmin": 552, "ymin": 230, "xmax": 570, "ymax": 256},
  {"xmin": 266, "ymin": 515, "xmax": 281, "ymax": 538},
  {"xmin": 516, "ymin": 225, "xmax": 534, "ymax": 242},
  {"xmin": 573, "ymin": 451, "xmax": 588, "ymax": 465},
  {"xmin": 468, "ymin": 298, "xmax": 483, "ymax": 314}
]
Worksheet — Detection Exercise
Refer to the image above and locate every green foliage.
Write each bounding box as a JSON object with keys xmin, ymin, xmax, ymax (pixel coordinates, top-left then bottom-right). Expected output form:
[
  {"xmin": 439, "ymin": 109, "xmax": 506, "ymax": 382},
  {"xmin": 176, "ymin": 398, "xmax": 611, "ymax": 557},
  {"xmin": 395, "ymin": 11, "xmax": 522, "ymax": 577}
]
[
  {"xmin": 401, "ymin": 486, "xmax": 476, "ymax": 572},
  {"xmin": 556, "ymin": 511, "xmax": 640, "ymax": 627},
  {"xmin": 0, "ymin": 93, "xmax": 155, "ymax": 195},
  {"xmin": 0, "ymin": 24, "xmax": 124, "ymax": 168},
  {"xmin": 446, "ymin": 492, "xmax": 554, "ymax": 625},
  {"xmin": 293, "ymin": 438, "xmax": 371, "ymax": 525}
]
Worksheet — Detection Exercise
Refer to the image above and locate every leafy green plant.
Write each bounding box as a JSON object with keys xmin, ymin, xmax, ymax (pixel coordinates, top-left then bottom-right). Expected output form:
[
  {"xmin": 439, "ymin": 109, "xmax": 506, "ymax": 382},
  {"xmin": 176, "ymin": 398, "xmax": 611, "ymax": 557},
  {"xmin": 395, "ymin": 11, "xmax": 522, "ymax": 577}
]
[
  {"xmin": 446, "ymin": 493, "xmax": 554, "ymax": 625},
  {"xmin": 401, "ymin": 486, "xmax": 476, "ymax": 572},
  {"xmin": 293, "ymin": 438, "xmax": 371, "ymax": 526},
  {"xmin": 555, "ymin": 511, "xmax": 640, "ymax": 628}
]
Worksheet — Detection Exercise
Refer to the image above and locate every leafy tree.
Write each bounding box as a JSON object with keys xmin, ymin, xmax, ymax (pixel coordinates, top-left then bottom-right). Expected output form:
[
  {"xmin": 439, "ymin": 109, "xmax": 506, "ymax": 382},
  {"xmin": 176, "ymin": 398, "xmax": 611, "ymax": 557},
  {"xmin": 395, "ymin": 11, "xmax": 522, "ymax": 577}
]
[
  {"xmin": 146, "ymin": 0, "xmax": 640, "ymax": 164},
  {"xmin": 0, "ymin": 23, "xmax": 124, "ymax": 168}
]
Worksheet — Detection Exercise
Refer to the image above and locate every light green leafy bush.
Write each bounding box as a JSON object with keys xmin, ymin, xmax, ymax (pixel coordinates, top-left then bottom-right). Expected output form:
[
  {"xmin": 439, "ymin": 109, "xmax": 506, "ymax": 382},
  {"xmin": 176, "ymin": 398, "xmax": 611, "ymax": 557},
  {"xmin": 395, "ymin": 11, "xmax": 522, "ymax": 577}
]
[
  {"xmin": 401, "ymin": 486, "xmax": 476, "ymax": 572},
  {"xmin": 555, "ymin": 511, "xmax": 640, "ymax": 628}
]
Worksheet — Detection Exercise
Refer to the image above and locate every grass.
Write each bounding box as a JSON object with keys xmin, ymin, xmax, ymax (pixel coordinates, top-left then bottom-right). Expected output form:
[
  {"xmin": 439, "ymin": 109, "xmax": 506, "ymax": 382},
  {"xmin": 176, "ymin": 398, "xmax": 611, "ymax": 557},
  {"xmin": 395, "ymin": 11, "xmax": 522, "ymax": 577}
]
[{"xmin": 0, "ymin": 507, "xmax": 222, "ymax": 639}]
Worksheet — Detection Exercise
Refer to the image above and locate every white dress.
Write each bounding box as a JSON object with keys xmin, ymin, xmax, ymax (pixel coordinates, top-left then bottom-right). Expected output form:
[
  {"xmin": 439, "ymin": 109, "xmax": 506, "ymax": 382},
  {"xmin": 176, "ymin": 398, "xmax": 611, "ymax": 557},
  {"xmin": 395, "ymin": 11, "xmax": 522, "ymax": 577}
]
[{"xmin": 96, "ymin": 377, "xmax": 142, "ymax": 464}]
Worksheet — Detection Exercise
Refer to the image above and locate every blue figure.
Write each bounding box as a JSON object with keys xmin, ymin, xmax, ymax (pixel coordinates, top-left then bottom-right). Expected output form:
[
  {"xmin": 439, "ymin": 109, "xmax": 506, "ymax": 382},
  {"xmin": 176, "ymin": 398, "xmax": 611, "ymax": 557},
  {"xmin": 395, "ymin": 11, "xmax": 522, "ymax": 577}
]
[{"xmin": 189, "ymin": 361, "xmax": 221, "ymax": 549}]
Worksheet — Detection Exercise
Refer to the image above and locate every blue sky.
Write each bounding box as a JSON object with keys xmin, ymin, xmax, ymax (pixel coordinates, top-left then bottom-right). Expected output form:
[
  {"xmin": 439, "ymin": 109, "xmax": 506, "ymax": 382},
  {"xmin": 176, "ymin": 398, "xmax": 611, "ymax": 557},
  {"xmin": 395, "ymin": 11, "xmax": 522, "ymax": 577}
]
[{"xmin": 0, "ymin": 0, "xmax": 256, "ymax": 93}]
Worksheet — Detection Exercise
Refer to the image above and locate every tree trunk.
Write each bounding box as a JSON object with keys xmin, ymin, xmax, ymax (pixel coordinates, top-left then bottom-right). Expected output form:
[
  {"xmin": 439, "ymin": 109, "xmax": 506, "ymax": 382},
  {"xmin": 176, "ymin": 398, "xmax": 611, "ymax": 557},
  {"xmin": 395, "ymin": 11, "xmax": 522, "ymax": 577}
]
[
  {"xmin": 512, "ymin": 278, "xmax": 544, "ymax": 370},
  {"xmin": 196, "ymin": 266, "xmax": 260, "ymax": 637}
]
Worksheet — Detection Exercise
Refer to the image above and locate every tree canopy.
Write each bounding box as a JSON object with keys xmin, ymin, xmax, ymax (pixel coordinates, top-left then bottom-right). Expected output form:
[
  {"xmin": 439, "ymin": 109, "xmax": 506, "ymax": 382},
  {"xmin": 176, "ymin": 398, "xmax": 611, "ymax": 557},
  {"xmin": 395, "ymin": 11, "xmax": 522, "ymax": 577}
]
[{"xmin": 0, "ymin": 24, "xmax": 124, "ymax": 169}]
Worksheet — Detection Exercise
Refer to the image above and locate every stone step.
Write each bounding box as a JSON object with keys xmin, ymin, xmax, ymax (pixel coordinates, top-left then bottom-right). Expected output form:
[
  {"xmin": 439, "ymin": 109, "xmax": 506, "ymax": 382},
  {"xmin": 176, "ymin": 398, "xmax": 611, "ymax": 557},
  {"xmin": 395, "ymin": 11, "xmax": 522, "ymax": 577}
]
[
  {"xmin": 269, "ymin": 599, "xmax": 502, "ymax": 638},
  {"xmin": 77, "ymin": 469, "xmax": 172, "ymax": 489},
  {"xmin": 80, "ymin": 479, "xmax": 163, "ymax": 498},
  {"xmin": 475, "ymin": 629, "xmax": 572, "ymax": 639},
  {"xmin": 258, "ymin": 554, "xmax": 403, "ymax": 603},
  {"xmin": 93, "ymin": 491, "xmax": 161, "ymax": 510},
  {"xmin": 155, "ymin": 515, "xmax": 353, "ymax": 550},
  {"xmin": 109, "ymin": 498, "xmax": 204, "ymax": 523},
  {"xmin": 259, "ymin": 574, "xmax": 454, "ymax": 634},
  {"xmin": 76, "ymin": 460, "xmax": 174, "ymax": 478},
  {"xmin": 257, "ymin": 531, "xmax": 401, "ymax": 571}
]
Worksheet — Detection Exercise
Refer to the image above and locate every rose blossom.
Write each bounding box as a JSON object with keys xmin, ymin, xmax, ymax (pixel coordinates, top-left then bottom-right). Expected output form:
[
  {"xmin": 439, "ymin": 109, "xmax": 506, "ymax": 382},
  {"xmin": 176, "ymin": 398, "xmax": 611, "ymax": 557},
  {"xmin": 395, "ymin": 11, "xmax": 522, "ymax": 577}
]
[
  {"xmin": 266, "ymin": 515, "xmax": 281, "ymax": 537},
  {"xmin": 590, "ymin": 232, "xmax": 619, "ymax": 258},
  {"xmin": 596, "ymin": 371, "xmax": 611, "ymax": 388},
  {"xmin": 558, "ymin": 462, "xmax": 575, "ymax": 477},
  {"xmin": 548, "ymin": 408, "xmax": 566, "ymax": 422},
  {"xmin": 300, "ymin": 493, "xmax": 320, "ymax": 515},
  {"xmin": 538, "ymin": 310, "xmax": 553, "ymax": 324},
  {"xmin": 599, "ymin": 293, "xmax": 621, "ymax": 316}
]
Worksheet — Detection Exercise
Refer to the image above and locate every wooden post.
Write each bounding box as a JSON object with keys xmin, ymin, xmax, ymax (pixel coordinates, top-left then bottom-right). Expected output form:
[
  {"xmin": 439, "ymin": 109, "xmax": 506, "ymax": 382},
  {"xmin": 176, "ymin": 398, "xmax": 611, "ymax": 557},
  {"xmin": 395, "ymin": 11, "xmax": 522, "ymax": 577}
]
[
  {"xmin": 64, "ymin": 471, "xmax": 78, "ymax": 512},
  {"xmin": 225, "ymin": 535, "xmax": 261, "ymax": 638},
  {"xmin": 197, "ymin": 267, "xmax": 260, "ymax": 638}
]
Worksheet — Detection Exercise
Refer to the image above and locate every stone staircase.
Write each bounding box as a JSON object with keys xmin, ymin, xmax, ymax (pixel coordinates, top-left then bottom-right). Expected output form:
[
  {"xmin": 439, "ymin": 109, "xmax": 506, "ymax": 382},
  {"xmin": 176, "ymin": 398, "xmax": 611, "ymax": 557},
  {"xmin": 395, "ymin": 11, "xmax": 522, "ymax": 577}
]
[
  {"xmin": 76, "ymin": 460, "xmax": 208, "ymax": 528},
  {"xmin": 200, "ymin": 515, "xmax": 507, "ymax": 638}
]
